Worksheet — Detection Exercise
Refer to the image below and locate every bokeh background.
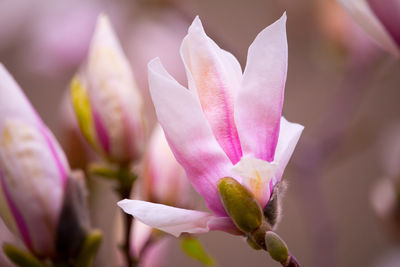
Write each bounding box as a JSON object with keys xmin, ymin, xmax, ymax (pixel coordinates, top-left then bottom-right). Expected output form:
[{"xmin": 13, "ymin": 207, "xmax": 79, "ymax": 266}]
[{"xmin": 1, "ymin": 0, "xmax": 400, "ymax": 266}]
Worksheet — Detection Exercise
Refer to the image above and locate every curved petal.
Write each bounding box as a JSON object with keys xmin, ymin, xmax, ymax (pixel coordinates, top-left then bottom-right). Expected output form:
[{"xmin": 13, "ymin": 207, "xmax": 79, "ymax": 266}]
[
  {"xmin": 367, "ymin": 0, "xmax": 400, "ymax": 49},
  {"xmin": 274, "ymin": 117, "xmax": 304, "ymax": 182},
  {"xmin": 141, "ymin": 124, "xmax": 189, "ymax": 206},
  {"xmin": 118, "ymin": 199, "xmax": 215, "ymax": 237},
  {"xmin": 87, "ymin": 14, "xmax": 144, "ymax": 162},
  {"xmin": 0, "ymin": 64, "xmax": 37, "ymax": 125},
  {"xmin": 232, "ymin": 157, "xmax": 277, "ymax": 208},
  {"xmin": 181, "ymin": 17, "xmax": 242, "ymax": 164},
  {"xmin": 0, "ymin": 120, "xmax": 65, "ymax": 256},
  {"xmin": 235, "ymin": 13, "xmax": 288, "ymax": 162},
  {"xmin": 148, "ymin": 58, "xmax": 232, "ymax": 215},
  {"xmin": 338, "ymin": 0, "xmax": 399, "ymax": 56},
  {"xmin": 208, "ymin": 216, "xmax": 242, "ymax": 235}
]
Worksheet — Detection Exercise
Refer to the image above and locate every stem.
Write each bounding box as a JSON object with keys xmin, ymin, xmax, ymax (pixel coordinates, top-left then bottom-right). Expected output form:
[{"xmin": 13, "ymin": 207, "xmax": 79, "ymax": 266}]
[
  {"xmin": 115, "ymin": 165, "xmax": 137, "ymax": 267},
  {"xmin": 285, "ymin": 255, "xmax": 301, "ymax": 267}
]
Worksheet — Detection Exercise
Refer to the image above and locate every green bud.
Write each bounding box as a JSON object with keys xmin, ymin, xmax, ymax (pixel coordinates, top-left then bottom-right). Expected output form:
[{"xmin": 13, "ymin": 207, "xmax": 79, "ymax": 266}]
[
  {"xmin": 265, "ymin": 231, "xmax": 289, "ymax": 263},
  {"xmin": 3, "ymin": 243, "xmax": 48, "ymax": 267},
  {"xmin": 246, "ymin": 237, "xmax": 262, "ymax": 250},
  {"xmin": 217, "ymin": 177, "xmax": 263, "ymax": 233}
]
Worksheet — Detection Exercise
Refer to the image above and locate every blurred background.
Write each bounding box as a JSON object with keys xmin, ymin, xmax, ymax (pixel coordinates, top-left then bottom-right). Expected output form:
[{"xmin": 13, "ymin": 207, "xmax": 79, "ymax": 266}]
[{"xmin": 1, "ymin": 0, "xmax": 400, "ymax": 266}]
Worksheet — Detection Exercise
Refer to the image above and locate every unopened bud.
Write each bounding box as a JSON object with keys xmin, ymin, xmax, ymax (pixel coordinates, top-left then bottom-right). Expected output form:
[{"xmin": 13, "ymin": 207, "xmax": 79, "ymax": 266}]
[
  {"xmin": 217, "ymin": 177, "xmax": 263, "ymax": 233},
  {"xmin": 56, "ymin": 171, "xmax": 90, "ymax": 260},
  {"xmin": 263, "ymin": 181, "xmax": 286, "ymax": 228},
  {"xmin": 265, "ymin": 231, "xmax": 289, "ymax": 264},
  {"xmin": 246, "ymin": 237, "xmax": 262, "ymax": 250}
]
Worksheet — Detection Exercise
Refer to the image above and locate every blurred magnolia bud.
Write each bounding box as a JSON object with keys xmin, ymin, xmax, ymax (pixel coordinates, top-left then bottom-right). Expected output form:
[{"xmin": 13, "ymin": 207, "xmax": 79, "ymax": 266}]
[
  {"xmin": 56, "ymin": 170, "xmax": 90, "ymax": 260},
  {"xmin": 140, "ymin": 124, "xmax": 190, "ymax": 207},
  {"xmin": 316, "ymin": 0, "xmax": 379, "ymax": 63},
  {"xmin": 58, "ymin": 92, "xmax": 97, "ymax": 170},
  {"xmin": 0, "ymin": 64, "xmax": 70, "ymax": 257},
  {"xmin": 372, "ymin": 124, "xmax": 400, "ymax": 237},
  {"xmin": 337, "ymin": 0, "xmax": 400, "ymax": 57},
  {"xmin": 217, "ymin": 177, "xmax": 263, "ymax": 234},
  {"xmin": 70, "ymin": 14, "xmax": 146, "ymax": 164}
]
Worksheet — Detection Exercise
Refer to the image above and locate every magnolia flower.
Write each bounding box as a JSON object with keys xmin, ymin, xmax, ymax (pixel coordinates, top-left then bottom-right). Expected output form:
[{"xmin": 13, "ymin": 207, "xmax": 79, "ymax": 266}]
[
  {"xmin": 119, "ymin": 14, "xmax": 303, "ymax": 238},
  {"xmin": 337, "ymin": 0, "xmax": 400, "ymax": 57},
  {"xmin": 0, "ymin": 64, "xmax": 70, "ymax": 257},
  {"xmin": 70, "ymin": 14, "xmax": 145, "ymax": 164}
]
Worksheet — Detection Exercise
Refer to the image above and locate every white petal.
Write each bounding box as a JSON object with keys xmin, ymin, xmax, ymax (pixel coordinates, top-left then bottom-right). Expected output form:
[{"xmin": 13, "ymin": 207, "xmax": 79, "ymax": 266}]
[
  {"xmin": 148, "ymin": 58, "xmax": 232, "ymax": 216},
  {"xmin": 118, "ymin": 199, "xmax": 215, "ymax": 237},
  {"xmin": 235, "ymin": 13, "xmax": 288, "ymax": 162},
  {"xmin": 232, "ymin": 157, "xmax": 277, "ymax": 208},
  {"xmin": 180, "ymin": 17, "xmax": 243, "ymax": 163},
  {"xmin": 274, "ymin": 117, "xmax": 304, "ymax": 181}
]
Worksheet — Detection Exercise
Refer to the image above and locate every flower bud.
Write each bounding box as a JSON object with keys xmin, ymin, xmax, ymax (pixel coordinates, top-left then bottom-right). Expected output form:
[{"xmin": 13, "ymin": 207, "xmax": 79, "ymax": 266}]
[
  {"xmin": 70, "ymin": 14, "xmax": 145, "ymax": 163},
  {"xmin": 140, "ymin": 125, "xmax": 190, "ymax": 207},
  {"xmin": 265, "ymin": 231, "xmax": 289, "ymax": 264},
  {"xmin": 217, "ymin": 177, "xmax": 263, "ymax": 234},
  {"xmin": 0, "ymin": 64, "xmax": 70, "ymax": 257},
  {"xmin": 56, "ymin": 171, "xmax": 90, "ymax": 260}
]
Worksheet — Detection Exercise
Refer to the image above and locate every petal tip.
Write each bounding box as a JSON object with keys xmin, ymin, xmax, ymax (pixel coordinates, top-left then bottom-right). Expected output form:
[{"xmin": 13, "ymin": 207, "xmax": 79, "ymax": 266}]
[{"xmin": 189, "ymin": 15, "xmax": 204, "ymax": 33}]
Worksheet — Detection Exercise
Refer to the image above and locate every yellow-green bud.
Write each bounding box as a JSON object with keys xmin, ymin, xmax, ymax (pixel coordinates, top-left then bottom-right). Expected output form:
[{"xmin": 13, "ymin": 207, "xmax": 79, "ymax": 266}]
[
  {"xmin": 265, "ymin": 231, "xmax": 289, "ymax": 263},
  {"xmin": 246, "ymin": 237, "xmax": 262, "ymax": 250},
  {"xmin": 217, "ymin": 177, "xmax": 263, "ymax": 233}
]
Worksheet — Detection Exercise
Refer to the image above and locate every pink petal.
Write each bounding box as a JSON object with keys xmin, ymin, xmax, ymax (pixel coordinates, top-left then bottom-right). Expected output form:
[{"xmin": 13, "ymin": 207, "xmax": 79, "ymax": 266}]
[
  {"xmin": 0, "ymin": 64, "xmax": 37, "ymax": 125},
  {"xmin": 130, "ymin": 220, "xmax": 153, "ymax": 258},
  {"xmin": 0, "ymin": 64, "xmax": 69, "ymax": 185},
  {"xmin": 208, "ymin": 216, "xmax": 242, "ymax": 235},
  {"xmin": 181, "ymin": 17, "xmax": 242, "ymax": 164},
  {"xmin": 274, "ymin": 117, "xmax": 304, "ymax": 182},
  {"xmin": 338, "ymin": 0, "xmax": 399, "ymax": 56},
  {"xmin": 141, "ymin": 124, "xmax": 189, "ymax": 206},
  {"xmin": 235, "ymin": 13, "xmax": 288, "ymax": 162},
  {"xmin": 118, "ymin": 199, "xmax": 215, "ymax": 237},
  {"xmin": 148, "ymin": 58, "xmax": 232, "ymax": 215},
  {"xmin": 367, "ymin": 0, "xmax": 400, "ymax": 49}
]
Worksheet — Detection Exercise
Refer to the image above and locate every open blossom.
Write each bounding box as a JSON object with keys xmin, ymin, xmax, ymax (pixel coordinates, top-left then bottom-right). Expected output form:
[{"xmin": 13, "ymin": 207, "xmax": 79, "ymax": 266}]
[
  {"xmin": 119, "ymin": 14, "xmax": 303, "ymax": 238},
  {"xmin": 0, "ymin": 64, "xmax": 70, "ymax": 257},
  {"xmin": 70, "ymin": 14, "xmax": 145, "ymax": 164},
  {"xmin": 337, "ymin": 0, "xmax": 400, "ymax": 57}
]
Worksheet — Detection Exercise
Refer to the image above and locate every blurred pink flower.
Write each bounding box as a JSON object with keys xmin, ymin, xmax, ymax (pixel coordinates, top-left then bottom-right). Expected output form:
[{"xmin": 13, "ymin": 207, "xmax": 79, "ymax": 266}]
[
  {"xmin": 129, "ymin": 124, "xmax": 193, "ymax": 262},
  {"xmin": 0, "ymin": 64, "xmax": 70, "ymax": 257},
  {"xmin": 337, "ymin": 0, "xmax": 400, "ymax": 57},
  {"xmin": 130, "ymin": 221, "xmax": 169, "ymax": 267},
  {"xmin": 119, "ymin": 14, "xmax": 303, "ymax": 237},
  {"xmin": 71, "ymin": 14, "xmax": 146, "ymax": 164},
  {"xmin": 139, "ymin": 124, "xmax": 191, "ymax": 207}
]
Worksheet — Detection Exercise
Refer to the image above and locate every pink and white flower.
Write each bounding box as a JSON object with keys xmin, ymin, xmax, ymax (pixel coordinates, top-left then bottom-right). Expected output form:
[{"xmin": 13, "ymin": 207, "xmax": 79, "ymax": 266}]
[
  {"xmin": 0, "ymin": 64, "xmax": 70, "ymax": 257},
  {"xmin": 337, "ymin": 0, "xmax": 400, "ymax": 57},
  {"xmin": 119, "ymin": 14, "xmax": 303, "ymax": 237},
  {"xmin": 71, "ymin": 14, "xmax": 145, "ymax": 164}
]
